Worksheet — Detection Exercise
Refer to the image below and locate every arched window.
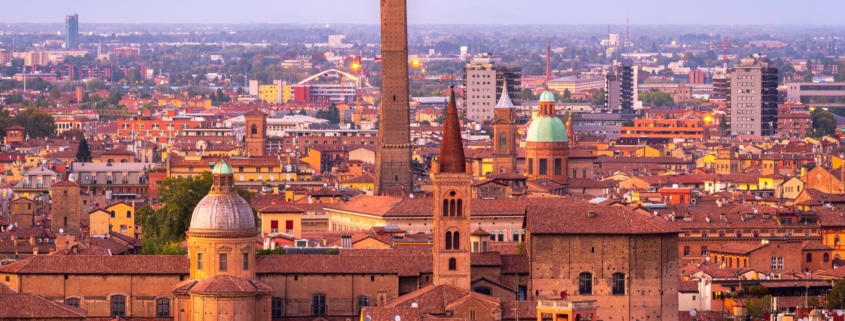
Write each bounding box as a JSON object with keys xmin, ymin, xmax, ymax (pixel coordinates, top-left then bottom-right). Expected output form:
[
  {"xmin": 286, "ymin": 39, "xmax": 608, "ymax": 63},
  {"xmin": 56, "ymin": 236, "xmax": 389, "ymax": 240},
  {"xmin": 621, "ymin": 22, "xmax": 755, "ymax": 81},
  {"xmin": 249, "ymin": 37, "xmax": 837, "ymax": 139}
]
[
  {"xmin": 111, "ymin": 295, "xmax": 126, "ymax": 316},
  {"xmin": 251, "ymin": 124, "xmax": 258, "ymax": 135},
  {"xmin": 126, "ymin": 211, "xmax": 131, "ymax": 218},
  {"xmin": 457, "ymin": 199, "xmax": 463, "ymax": 217},
  {"xmin": 109, "ymin": 211, "xmax": 116, "ymax": 218},
  {"xmin": 156, "ymin": 298, "xmax": 170, "ymax": 317},
  {"xmin": 497, "ymin": 231, "xmax": 504, "ymax": 242},
  {"xmin": 357, "ymin": 296, "xmax": 370, "ymax": 314},
  {"xmin": 449, "ymin": 200, "xmax": 456, "ymax": 216},
  {"xmin": 448, "ymin": 258, "xmax": 457, "ymax": 270},
  {"xmin": 474, "ymin": 286, "xmax": 492, "ymax": 296},
  {"xmin": 312, "ymin": 294, "xmax": 327, "ymax": 315},
  {"xmin": 578, "ymin": 272, "xmax": 593, "ymax": 295},
  {"xmin": 824, "ymin": 253, "xmax": 830, "ymax": 263},
  {"xmin": 611, "ymin": 273, "xmax": 625, "ymax": 295},
  {"xmin": 272, "ymin": 298, "xmax": 284, "ymax": 318},
  {"xmin": 453, "ymin": 232, "xmax": 460, "ymax": 250},
  {"xmin": 499, "ymin": 166, "xmax": 505, "ymax": 174},
  {"xmin": 442, "ymin": 200, "xmax": 448, "ymax": 217},
  {"xmin": 836, "ymin": 236, "xmax": 841, "ymax": 246},
  {"xmin": 66, "ymin": 298, "xmax": 80, "ymax": 308},
  {"xmin": 445, "ymin": 232, "xmax": 453, "ymax": 250},
  {"xmin": 498, "ymin": 134, "xmax": 507, "ymax": 150},
  {"xmin": 806, "ymin": 253, "xmax": 813, "ymax": 263}
]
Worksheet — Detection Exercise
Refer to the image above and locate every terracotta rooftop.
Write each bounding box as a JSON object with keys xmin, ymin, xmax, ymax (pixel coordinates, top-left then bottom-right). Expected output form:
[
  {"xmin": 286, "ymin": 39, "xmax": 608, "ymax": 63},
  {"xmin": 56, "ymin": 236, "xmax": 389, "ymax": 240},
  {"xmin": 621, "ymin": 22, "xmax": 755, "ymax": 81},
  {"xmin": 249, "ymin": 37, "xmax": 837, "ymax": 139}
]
[
  {"xmin": 708, "ymin": 242, "xmax": 768, "ymax": 255},
  {"xmin": 0, "ymin": 293, "xmax": 87, "ymax": 319},
  {"xmin": 526, "ymin": 204, "xmax": 680, "ymax": 235},
  {"xmin": 0, "ymin": 255, "xmax": 188, "ymax": 274}
]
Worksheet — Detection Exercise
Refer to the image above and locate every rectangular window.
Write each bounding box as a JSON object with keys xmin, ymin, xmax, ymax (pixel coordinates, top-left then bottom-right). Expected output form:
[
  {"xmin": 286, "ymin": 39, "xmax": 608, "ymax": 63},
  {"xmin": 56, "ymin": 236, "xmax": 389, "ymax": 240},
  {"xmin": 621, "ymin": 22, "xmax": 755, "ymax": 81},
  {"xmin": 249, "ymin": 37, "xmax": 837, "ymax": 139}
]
[
  {"xmin": 683, "ymin": 246, "xmax": 690, "ymax": 256},
  {"xmin": 701, "ymin": 246, "xmax": 707, "ymax": 256},
  {"xmin": 219, "ymin": 253, "xmax": 227, "ymax": 271},
  {"xmin": 271, "ymin": 220, "xmax": 279, "ymax": 233},
  {"xmin": 539, "ymin": 158, "xmax": 548, "ymax": 175},
  {"xmin": 554, "ymin": 158, "xmax": 562, "ymax": 175},
  {"xmin": 527, "ymin": 158, "xmax": 533, "ymax": 174},
  {"xmin": 197, "ymin": 253, "xmax": 203, "ymax": 270},
  {"xmin": 286, "ymin": 220, "xmax": 294, "ymax": 233},
  {"xmin": 243, "ymin": 253, "xmax": 249, "ymax": 270}
]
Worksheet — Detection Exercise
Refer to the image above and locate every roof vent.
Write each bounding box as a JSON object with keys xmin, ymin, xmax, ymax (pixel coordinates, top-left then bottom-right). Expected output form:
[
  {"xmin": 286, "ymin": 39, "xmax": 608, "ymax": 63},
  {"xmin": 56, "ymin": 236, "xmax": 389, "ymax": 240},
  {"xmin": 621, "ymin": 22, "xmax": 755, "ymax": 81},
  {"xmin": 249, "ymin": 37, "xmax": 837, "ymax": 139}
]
[{"xmin": 587, "ymin": 210, "xmax": 596, "ymax": 218}]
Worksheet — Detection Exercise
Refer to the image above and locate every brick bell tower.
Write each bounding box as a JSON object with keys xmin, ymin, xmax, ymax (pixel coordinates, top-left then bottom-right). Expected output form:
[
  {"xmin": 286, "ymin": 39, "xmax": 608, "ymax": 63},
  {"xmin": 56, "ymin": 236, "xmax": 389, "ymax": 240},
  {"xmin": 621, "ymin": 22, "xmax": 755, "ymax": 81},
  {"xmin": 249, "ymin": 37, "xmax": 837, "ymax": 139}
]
[
  {"xmin": 492, "ymin": 80, "xmax": 517, "ymax": 175},
  {"xmin": 375, "ymin": 0, "xmax": 413, "ymax": 195},
  {"xmin": 244, "ymin": 108, "xmax": 267, "ymax": 156},
  {"xmin": 432, "ymin": 86, "xmax": 472, "ymax": 290}
]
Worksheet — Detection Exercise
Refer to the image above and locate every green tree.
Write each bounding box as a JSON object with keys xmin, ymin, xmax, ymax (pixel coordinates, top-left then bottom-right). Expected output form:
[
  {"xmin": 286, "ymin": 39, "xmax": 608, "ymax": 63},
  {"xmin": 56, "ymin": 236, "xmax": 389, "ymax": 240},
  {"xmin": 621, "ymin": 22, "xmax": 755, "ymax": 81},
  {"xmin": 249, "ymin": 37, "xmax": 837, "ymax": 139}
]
[
  {"xmin": 592, "ymin": 89, "xmax": 606, "ymax": 106},
  {"xmin": 14, "ymin": 108, "xmax": 55, "ymax": 138},
  {"xmin": 298, "ymin": 108, "xmax": 307, "ymax": 116},
  {"xmin": 49, "ymin": 87, "xmax": 61, "ymax": 100},
  {"xmin": 0, "ymin": 109, "xmax": 14, "ymax": 138},
  {"xmin": 315, "ymin": 104, "xmax": 340, "ymax": 124},
  {"xmin": 4, "ymin": 94, "xmax": 23, "ymax": 104},
  {"xmin": 86, "ymin": 78, "xmax": 107, "ymax": 92},
  {"xmin": 520, "ymin": 88, "xmax": 537, "ymax": 100},
  {"xmin": 745, "ymin": 295, "xmax": 772, "ymax": 320},
  {"xmin": 639, "ymin": 89, "xmax": 674, "ymax": 107},
  {"xmin": 811, "ymin": 109, "xmax": 837, "ymax": 138},
  {"xmin": 719, "ymin": 114, "xmax": 729, "ymax": 131},
  {"xmin": 562, "ymin": 88, "xmax": 572, "ymax": 99},
  {"xmin": 75, "ymin": 138, "xmax": 91, "ymax": 162},
  {"xmin": 827, "ymin": 280, "xmax": 845, "ymax": 309},
  {"xmin": 138, "ymin": 172, "xmax": 255, "ymax": 254}
]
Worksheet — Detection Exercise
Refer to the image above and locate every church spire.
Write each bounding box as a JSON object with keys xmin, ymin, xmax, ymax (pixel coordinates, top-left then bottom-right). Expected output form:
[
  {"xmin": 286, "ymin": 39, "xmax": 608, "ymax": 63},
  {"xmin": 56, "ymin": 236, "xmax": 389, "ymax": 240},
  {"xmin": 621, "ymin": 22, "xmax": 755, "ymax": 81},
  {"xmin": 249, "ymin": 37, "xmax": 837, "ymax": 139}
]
[
  {"xmin": 495, "ymin": 80, "xmax": 514, "ymax": 109},
  {"xmin": 439, "ymin": 85, "xmax": 466, "ymax": 173}
]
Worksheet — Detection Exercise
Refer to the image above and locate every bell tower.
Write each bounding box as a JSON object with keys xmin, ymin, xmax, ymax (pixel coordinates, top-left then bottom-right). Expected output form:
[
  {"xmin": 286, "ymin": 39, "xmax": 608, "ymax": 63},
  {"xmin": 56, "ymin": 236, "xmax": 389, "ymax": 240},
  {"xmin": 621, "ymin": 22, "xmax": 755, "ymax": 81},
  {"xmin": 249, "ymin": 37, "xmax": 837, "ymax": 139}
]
[
  {"xmin": 244, "ymin": 108, "xmax": 267, "ymax": 156},
  {"xmin": 374, "ymin": 0, "xmax": 413, "ymax": 195},
  {"xmin": 492, "ymin": 81, "xmax": 517, "ymax": 175},
  {"xmin": 432, "ymin": 86, "xmax": 471, "ymax": 290}
]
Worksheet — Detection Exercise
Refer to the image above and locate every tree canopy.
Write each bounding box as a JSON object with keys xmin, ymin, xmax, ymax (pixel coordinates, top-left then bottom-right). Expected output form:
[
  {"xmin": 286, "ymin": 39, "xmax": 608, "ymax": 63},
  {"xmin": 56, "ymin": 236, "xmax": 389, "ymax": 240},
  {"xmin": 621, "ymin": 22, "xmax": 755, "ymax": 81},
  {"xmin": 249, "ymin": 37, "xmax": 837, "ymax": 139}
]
[
  {"xmin": 638, "ymin": 89, "xmax": 674, "ymax": 107},
  {"xmin": 811, "ymin": 109, "xmax": 837, "ymax": 138},
  {"xmin": 9, "ymin": 108, "xmax": 55, "ymax": 139},
  {"xmin": 75, "ymin": 138, "xmax": 91, "ymax": 162},
  {"xmin": 315, "ymin": 104, "xmax": 341, "ymax": 124},
  {"xmin": 136, "ymin": 171, "xmax": 255, "ymax": 254}
]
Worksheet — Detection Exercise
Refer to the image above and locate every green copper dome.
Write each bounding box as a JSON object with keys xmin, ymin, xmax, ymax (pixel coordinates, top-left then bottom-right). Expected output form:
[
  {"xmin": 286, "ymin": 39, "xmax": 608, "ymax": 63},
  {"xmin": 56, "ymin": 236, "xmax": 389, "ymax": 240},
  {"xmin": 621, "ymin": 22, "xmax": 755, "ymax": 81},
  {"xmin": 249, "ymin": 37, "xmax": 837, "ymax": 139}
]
[
  {"xmin": 212, "ymin": 161, "xmax": 234, "ymax": 175},
  {"xmin": 526, "ymin": 116, "xmax": 568, "ymax": 143},
  {"xmin": 539, "ymin": 90, "xmax": 556, "ymax": 102}
]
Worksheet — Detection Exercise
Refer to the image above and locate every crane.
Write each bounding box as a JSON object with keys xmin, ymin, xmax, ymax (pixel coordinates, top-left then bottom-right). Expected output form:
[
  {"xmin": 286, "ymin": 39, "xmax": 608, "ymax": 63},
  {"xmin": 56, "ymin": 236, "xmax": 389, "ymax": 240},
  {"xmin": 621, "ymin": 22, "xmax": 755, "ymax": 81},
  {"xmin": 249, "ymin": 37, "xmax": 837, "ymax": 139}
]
[{"xmin": 717, "ymin": 38, "xmax": 746, "ymax": 68}]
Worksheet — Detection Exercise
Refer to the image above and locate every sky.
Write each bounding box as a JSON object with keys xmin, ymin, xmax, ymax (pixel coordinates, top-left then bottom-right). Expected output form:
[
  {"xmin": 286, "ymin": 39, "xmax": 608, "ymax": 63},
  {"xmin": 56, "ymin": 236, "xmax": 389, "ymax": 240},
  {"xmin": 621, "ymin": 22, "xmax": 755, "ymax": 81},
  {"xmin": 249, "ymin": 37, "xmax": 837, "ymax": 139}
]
[{"xmin": 2, "ymin": 0, "xmax": 845, "ymax": 25}]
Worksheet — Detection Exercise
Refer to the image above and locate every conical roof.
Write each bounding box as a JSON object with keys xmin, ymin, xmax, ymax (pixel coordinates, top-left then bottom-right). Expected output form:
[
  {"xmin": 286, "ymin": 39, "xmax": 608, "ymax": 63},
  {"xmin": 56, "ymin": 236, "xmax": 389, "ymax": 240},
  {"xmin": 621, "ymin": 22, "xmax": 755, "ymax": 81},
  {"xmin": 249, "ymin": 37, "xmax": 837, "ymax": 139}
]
[
  {"xmin": 495, "ymin": 82, "xmax": 514, "ymax": 109},
  {"xmin": 438, "ymin": 86, "xmax": 466, "ymax": 173}
]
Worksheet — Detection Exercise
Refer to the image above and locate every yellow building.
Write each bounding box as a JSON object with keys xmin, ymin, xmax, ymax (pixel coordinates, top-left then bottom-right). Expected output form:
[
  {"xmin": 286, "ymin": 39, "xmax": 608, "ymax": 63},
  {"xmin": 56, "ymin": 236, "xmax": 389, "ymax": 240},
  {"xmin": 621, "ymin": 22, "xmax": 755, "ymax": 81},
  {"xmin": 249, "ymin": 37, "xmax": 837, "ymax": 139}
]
[
  {"xmin": 106, "ymin": 202, "xmax": 136, "ymax": 237},
  {"xmin": 338, "ymin": 173, "xmax": 375, "ymax": 194},
  {"xmin": 634, "ymin": 146, "xmax": 662, "ymax": 157},
  {"xmin": 89, "ymin": 209, "xmax": 111, "ymax": 236},
  {"xmin": 166, "ymin": 154, "xmax": 293, "ymax": 192},
  {"xmin": 258, "ymin": 205, "xmax": 303, "ymax": 239},
  {"xmin": 695, "ymin": 154, "xmax": 717, "ymax": 169},
  {"xmin": 324, "ymin": 195, "xmax": 396, "ymax": 231},
  {"xmin": 258, "ymin": 84, "xmax": 281, "ymax": 103}
]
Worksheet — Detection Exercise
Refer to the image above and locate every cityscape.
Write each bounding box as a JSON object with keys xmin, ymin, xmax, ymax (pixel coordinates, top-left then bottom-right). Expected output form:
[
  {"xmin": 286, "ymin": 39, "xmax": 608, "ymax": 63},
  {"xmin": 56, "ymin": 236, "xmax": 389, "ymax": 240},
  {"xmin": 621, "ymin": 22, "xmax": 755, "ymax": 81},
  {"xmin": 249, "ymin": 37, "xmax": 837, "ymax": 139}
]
[{"xmin": 3, "ymin": 1, "xmax": 845, "ymax": 321}]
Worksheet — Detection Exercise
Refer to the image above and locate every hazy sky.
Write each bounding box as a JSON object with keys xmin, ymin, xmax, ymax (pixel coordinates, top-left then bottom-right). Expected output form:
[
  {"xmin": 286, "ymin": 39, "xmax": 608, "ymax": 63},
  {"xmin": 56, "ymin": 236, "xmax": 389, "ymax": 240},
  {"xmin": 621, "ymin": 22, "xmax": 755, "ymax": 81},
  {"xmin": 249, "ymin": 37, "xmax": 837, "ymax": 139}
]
[{"xmin": 2, "ymin": 0, "xmax": 844, "ymax": 25}]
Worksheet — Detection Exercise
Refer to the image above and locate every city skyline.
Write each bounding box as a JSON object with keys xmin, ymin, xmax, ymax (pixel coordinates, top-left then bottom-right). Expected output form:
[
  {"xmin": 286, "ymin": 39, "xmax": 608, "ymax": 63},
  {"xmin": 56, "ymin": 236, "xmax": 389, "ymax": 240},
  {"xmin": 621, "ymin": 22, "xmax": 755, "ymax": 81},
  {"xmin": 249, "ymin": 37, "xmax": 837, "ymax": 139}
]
[{"xmin": 2, "ymin": 0, "xmax": 845, "ymax": 25}]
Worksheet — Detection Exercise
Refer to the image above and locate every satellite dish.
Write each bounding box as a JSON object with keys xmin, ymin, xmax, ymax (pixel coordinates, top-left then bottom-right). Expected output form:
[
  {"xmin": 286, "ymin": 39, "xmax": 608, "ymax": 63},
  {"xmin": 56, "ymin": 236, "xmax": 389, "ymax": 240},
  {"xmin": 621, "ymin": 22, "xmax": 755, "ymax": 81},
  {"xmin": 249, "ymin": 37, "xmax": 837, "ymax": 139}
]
[
  {"xmin": 690, "ymin": 309, "xmax": 697, "ymax": 317},
  {"xmin": 59, "ymin": 228, "xmax": 64, "ymax": 234},
  {"xmin": 393, "ymin": 316, "xmax": 401, "ymax": 321},
  {"xmin": 411, "ymin": 302, "xmax": 418, "ymax": 308}
]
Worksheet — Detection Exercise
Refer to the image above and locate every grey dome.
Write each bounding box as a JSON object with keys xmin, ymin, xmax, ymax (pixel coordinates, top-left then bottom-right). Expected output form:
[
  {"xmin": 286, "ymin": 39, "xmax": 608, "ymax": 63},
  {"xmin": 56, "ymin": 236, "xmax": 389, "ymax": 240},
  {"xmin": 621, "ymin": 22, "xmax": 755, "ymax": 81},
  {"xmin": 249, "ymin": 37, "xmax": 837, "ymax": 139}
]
[{"xmin": 189, "ymin": 193, "xmax": 255, "ymax": 230}]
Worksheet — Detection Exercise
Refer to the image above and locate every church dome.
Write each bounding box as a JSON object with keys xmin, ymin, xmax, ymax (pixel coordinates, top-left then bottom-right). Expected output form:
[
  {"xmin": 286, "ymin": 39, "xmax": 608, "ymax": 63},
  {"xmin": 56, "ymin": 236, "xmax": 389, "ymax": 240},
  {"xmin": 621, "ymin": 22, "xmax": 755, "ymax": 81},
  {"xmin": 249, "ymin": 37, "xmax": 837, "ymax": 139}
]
[
  {"xmin": 525, "ymin": 116, "xmax": 568, "ymax": 143},
  {"xmin": 189, "ymin": 161, "xmax": 255, "ymax": 231},
  {"xmin": 539, "ymin": 90, "xmax": 556, "ymax": 102}
]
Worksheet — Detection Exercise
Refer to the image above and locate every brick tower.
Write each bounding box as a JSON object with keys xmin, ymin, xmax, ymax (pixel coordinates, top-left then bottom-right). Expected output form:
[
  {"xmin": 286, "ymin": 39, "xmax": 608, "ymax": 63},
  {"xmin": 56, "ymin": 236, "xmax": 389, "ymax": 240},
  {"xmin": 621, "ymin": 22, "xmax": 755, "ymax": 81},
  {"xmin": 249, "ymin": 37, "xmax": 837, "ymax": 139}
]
[
  {"xmin": 432, "ymin": 86, "xmax": 471, "ymax": 290},
  {"xmin": 51, "ymin": 180, "xmax": 81, "ymax": 236},
  {"xmin": 492, "ymin": 81, "xmax": 517, "ymax": 175},
  {"xmin": 375, "ymin": 0, "xmax": 412, "ymax": 195},
  {"xmin": 244, "ymin": 108, "xmax": 267, "ymax": 156}
]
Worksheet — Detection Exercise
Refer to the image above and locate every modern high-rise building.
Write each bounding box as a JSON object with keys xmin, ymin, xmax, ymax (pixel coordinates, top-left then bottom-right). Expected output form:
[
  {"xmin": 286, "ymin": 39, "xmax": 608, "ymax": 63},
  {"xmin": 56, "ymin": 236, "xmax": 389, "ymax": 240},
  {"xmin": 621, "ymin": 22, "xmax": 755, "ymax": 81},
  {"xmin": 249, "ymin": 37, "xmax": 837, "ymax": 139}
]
[
  {"xmin": 729, "ymin": 54, "xmax": 778, "ymax": 137},
  {"xmin": 65, "ymin": 14, "xmax": 79, "ymax": 50},
  {"xmin": 462, "ymin": 53, "xmax": 521, "ymax": 122},
  {"xmin": 604, "ymin": 60, "xmax": 638, "ymax": 113}
]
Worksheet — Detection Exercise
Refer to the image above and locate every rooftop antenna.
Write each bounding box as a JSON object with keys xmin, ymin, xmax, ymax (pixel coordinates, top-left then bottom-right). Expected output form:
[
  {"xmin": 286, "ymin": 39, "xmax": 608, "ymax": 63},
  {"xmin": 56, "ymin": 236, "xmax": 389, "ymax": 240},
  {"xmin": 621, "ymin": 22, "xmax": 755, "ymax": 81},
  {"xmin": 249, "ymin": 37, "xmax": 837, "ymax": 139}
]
[
  {"xmin": 625, "ymin": 14, "xmax": 630, "ymax": 56},
  {"xmin": 545, "ymin": 41, "xmax": 551, "ymax": 85}
]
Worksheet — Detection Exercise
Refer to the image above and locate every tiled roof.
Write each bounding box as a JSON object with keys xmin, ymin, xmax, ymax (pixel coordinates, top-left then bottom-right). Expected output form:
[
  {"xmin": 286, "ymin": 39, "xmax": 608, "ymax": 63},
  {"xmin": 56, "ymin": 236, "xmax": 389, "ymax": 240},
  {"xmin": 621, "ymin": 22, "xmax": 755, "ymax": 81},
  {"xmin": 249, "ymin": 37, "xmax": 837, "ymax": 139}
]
[
  {"xmin": 678, "ymin": 280, "xmax": 699, "ymax": 293},
  {"xmin": 501, "ymin": 254, "xmax": 529, "ymax": 273},
  {"xmin": 259, "ymin": 204, "xmax": 305, "ymax": 213},
  {"xmin": 255, "ymin": 249, "xmax": 431, "ymax": 276},
  {"xmin": 0, "ymin": 255, "xmax": 188, "ymax": 274},
  {"xmin": 471, "ymin": 252, "xmax": 503, "ymax": 266},
  {"xmin": 815, "ymin": 265, "xmax": 845, "ymax": 279},
  {"xmin": 803, "ymin": 241, "xmax": 833, "ymax": 251},
  {"xmin": 0, "ymin": 293, "xmax": 87, "ymax": 318},
  {"xmin": 340, "ymin": 173, "xmax": 375, "ymax": 184},
  {"xmin": 526, "ymin": 204, "xmax": 680, "ymax": 235},
  {"xmin": 185, "ymin": 275, "xmax": 273, "ymax": 295},
  {"xmin": 384, "ymin": 284, "xmax": 499, "ymax": 315},
  {"xmin": 708, "ymin": 242, "xmax": 768, "ymax": 255},
  {"xmin": 324, "ymin": 195, "xmax": 403, "ymax": 216}
]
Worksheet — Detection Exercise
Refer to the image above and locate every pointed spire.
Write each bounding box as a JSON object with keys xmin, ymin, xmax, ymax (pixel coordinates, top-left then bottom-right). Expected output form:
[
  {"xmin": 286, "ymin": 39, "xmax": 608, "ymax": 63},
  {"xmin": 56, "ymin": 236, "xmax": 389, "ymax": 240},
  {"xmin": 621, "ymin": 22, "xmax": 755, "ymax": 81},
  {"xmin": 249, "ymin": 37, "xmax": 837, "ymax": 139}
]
[
  {"xmin": 438, "ymin": 85, "xmax": 466, "ymax": 173},
  {"xmin": 495, "ymin": 80, "xmax": 514, "ymax": 109}
]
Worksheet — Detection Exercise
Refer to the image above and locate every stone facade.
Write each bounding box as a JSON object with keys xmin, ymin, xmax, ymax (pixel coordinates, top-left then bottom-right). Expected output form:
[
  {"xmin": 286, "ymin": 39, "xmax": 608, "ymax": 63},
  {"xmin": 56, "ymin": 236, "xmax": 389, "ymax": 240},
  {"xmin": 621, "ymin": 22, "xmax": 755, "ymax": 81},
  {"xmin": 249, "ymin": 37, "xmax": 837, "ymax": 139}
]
[
  {"xmin": 50, "ymin": 180, "xmax": 81, "ymax": 236},
  {"xmin": 492, "ymin": 103, "xmax": 517, "ymax": 175},
  {"xmin": 244, "ymin": 109, "xmax": 267, "ymax": 157}
]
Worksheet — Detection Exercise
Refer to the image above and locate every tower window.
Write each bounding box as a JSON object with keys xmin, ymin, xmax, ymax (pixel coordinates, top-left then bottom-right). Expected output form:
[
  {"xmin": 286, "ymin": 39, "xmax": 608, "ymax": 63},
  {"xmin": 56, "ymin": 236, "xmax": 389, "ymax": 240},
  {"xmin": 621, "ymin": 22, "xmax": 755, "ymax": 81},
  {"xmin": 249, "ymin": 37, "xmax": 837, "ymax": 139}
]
[
  {"xmin": 528, "ymin": 158, "xmax": 533, "ymax": 174},
  {"xmin": 453, "ymin": 231, "xmax": 460, "ymax": 250},
  {"xmin": 197, "ymin": 253, "xmax": 203, "ymax": 270},
  {"xmin": 243, "ymin": 253, "xmax": 249, "ymax": 270},
  {"xmin": 456, "ymin": 199, "xmax": 463, "ymax": 216},
  {"xmin": 251, "ymin": 124, "xmax": 258, "ymax": 135},
  {"xmin": 498, "ymin": 134, "xmax": 507, "ymax": 150},
  {"xmin": 445, "ymin": 231, "xmax": 453, "ymax": 250},
  {"xmin": 449, "ymin": 200, "xmax": 456, "ymax": 217},
  {"xmin": 448, "ymin": 258, "xmax": 457, "ymax": 270},
  {"xmin": 539, "ymin": 158, "xmax": 548, "ymax": 175},
  {"xmin": 442, "ymin": 200, "xmax": 448, "ymax": 217}
]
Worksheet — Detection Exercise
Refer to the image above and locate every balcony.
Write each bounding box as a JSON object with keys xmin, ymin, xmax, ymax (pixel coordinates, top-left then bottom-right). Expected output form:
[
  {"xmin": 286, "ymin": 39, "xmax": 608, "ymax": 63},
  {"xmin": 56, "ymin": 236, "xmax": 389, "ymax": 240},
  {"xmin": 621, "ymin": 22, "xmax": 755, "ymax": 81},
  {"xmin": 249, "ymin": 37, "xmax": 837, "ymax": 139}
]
[
  {"xmin": 536, "ymin": 299, "xmax": 598, "ymax": 321},
  {"xmin": 537, "ymin": 300, "xmax": 597, "ymax": 311}
]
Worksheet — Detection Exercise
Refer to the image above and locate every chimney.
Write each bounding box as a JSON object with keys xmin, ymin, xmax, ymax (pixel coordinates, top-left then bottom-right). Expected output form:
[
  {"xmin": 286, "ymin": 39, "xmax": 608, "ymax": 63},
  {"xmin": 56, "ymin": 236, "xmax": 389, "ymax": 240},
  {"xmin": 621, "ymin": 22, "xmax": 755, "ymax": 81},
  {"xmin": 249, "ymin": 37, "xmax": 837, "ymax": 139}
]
[{"xmin": 720, "ymin": 213, "xmax": 727, "ymax": 222}]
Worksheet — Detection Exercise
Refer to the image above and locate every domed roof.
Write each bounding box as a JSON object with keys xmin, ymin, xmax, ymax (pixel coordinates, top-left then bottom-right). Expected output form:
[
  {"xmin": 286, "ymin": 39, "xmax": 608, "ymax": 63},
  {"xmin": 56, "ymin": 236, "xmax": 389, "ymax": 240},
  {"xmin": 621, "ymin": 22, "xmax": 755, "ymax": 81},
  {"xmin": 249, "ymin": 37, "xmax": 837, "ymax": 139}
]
[
  {"xmin": 539, "ymin": 90, "xmax": 556, "ymax": 102},
  {"xmin": 212, "ymin": 162, "xmax": 234, "ymax": 175},
  {"xmin": 526, "ymin": 116, "xmax": 568, "ymax": 143},
  {"xmin": 189, "ymin": 193, "xmax": 255, "ymax": 230}
]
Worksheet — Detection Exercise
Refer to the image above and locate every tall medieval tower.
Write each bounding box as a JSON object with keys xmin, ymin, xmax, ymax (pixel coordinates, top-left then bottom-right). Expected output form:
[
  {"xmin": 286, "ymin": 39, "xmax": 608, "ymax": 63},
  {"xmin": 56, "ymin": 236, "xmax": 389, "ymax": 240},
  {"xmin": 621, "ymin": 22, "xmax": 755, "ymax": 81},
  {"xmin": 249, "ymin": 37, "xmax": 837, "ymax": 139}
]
[
  {"xmin": 432, "ymin": 87, "xmax": 471, "ymax": 290},
  {"xmin": 375, "ymin": 0, "xmax": 412, "ymax": 195},
  {"xmin": 51, "ymin": 180, "xmax": 81, "ymax": 236},
  {"xmin": 492, "ymin": 81, "xmax": 517, "ymax": 175},
  {"xmin": 244, "ymin": 108, "xmax": 267, "ymax": 156}
]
